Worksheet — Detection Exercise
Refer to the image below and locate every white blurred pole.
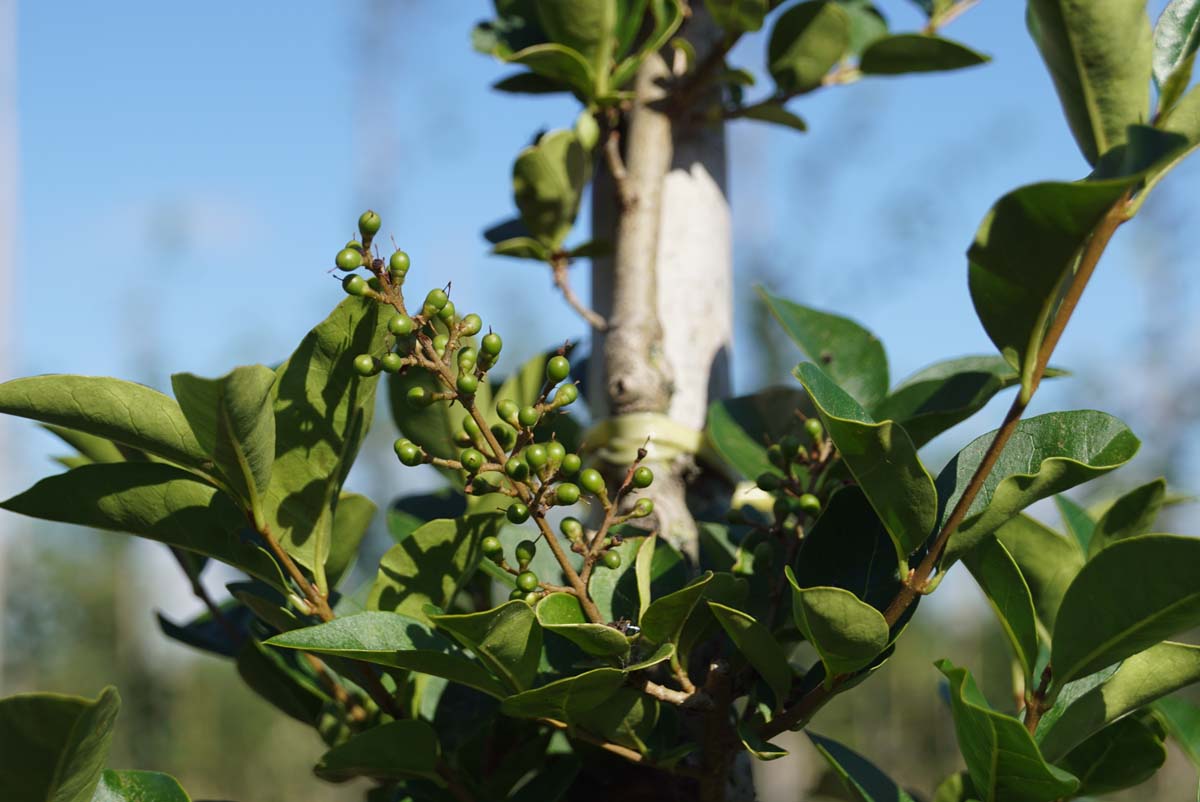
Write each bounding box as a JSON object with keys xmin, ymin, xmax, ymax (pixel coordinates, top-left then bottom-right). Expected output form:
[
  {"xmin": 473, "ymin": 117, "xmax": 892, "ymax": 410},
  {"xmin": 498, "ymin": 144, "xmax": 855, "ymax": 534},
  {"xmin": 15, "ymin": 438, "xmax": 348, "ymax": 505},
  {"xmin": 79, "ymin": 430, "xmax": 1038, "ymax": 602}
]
[{"xmin": 0, "ymin": 0, "xmax": 17, "ymax": 689}]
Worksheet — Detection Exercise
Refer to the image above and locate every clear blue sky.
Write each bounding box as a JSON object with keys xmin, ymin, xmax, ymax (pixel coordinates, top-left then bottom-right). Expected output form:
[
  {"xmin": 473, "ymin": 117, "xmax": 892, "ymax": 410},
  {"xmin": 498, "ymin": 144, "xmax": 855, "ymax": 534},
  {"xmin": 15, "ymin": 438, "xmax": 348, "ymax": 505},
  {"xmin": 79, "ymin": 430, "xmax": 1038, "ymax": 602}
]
[{"xmin": 6, "ymin": 1, "xmax": 1199, "ymax": 514}]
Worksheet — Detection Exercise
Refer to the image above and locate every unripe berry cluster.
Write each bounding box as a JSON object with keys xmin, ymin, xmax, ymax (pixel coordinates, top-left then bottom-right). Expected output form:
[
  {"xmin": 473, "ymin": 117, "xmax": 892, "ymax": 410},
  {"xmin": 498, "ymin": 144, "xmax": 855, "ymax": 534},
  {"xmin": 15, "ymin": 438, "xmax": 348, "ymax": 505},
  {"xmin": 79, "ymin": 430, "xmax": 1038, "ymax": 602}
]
[{"xmin": 730, "ymin": 415, "xmax": 831, "ymax": 533}]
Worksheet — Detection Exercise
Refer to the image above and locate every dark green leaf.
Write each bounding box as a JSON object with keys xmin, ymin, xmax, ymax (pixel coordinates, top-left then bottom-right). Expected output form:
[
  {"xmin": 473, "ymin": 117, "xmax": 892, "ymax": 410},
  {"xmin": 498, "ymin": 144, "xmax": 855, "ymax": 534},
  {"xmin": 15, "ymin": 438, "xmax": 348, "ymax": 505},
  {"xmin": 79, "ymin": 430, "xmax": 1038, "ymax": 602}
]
[
  {"xmin": 962, "ymin": 537, "xmax": 1039, "ymax": 681},
  {"xmin": 767, "ymin": 0, "xmax": 852, "ymax": 93},
  {"xmin": 327, "ymin": 492, "xmax": 375, "ymax": 587},
  {"xmin": 389, "ymin": 369, "xmax": 494, "ymax": 464},
  {"xmin": 706, "ymin": 0, "xmax": 768, "ymax": 32},
  {"xmin": 483, "ymin": 216, "xmax": 532, "ymax": 244},
  {"xmin": 937, "ymin": 660, "xmax": 1078, "ymax": 801},
  {"xmin": 739, "ymin": 103, "xmax": 808, "ymax": 132},
  {"xmin": 1155, "ymin": 695, "xmax": 1200, "ymax": 765},
  {"xmin": 860, "ymin": 34, "xmax": 987, "ymax": 75},
  {"xmin": 41, "ymin": 424, "xmax": 127, "ymax": 463},
  {"xmin": 807, "ymin": 731, "xmax": 917, "ymax": 801},
  {"xmin": 1057, "ymin": 712, "xmax": 1167, "ymax": 796},
  {"xmin": 499, "ymin": 668, "xmax": 627, "ymax": 721},
  {"xmin": 492, "ymin": 237, "xmax": 552, "ymax": 261},
  {"xmin": 786, "ymin": 568, "xmax": 888, "ymax": 681},
  {"xmin": 1154, "ymin": 0, "xmax": 1200, "ymax": 113},
  {"xmin": 92, "ymin": 770, "xmax": 191, "ymax": 802},
  {"xmin": 574, "ymin": 688, "xmax": 658, "ymax": 753},
  {"xmin": 708, "ymin": 602, "xmax": 791, "ymax": 708},
  {"xmin": 938, "ymin": 411, "xmax": 1140, "ymax": 567},
  {"xmin": 705, "ymin": 387, "xmax": 811, "ymax": 481},
  {"xmin": 492, "ymin": 70, "xmax": 568, "ymax": 93},
  {"xmin": 505, "ymin": 43, "xmax": 596, "ymax": 98},
  {"xmin": 1087, "ymin": 478, "xmax": 1166, "ymax": 557},
  {"xmin": 512, "ymin": 129, "xmax": 590, "ymax": 248},
  {"xmin": 1027, "ymin": 0, "xmax": 1153, "ymax": 165},
  {"xmin": 639, "ymin": 572, "xmax": 713, "ymax": 645},
  {"xmin": 236, "ymin": 639, "xmax": 327, "ymax": 725},
  {"xmin": 431, "ymin": 600, "xmax": 543, "ymax": 692},
  {"xmin": 739, "ymin": 722, "xmax": 787, "ymax": 761},
  {"xmin": 387, "ymin": 490, "xmax": 466, "ymax": 544},
  {"xmin": 314, "ymin": 720, "xmax": 440, "ymax": 782},
  {"xmin": 157, "ymin": 599, "xmax": 252, "ymax": 658},
  {"xmin": 536, "ymin": 592, "xmax": 631, "ymax": 659},
  {"xmin": 994, "ymin": 515, "xmax": 1084, "ymax": 632}
]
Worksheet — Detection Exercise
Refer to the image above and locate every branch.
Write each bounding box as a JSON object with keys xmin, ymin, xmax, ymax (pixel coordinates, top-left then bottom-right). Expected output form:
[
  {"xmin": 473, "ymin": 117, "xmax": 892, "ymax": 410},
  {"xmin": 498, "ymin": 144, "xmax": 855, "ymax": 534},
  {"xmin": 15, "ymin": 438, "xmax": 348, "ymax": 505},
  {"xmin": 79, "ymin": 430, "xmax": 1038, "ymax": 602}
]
[{"xmin": 552, "ymin": 256, "xmax": 609, "ymax": 331}]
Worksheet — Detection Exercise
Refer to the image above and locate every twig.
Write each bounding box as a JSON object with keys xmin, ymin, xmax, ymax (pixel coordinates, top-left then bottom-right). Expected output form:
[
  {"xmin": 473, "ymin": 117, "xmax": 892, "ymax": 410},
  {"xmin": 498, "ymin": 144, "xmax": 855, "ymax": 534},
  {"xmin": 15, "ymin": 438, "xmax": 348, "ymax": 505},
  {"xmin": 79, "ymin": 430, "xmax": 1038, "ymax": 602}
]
[
  {"xmin": 539, "ymin": 717, "xmax": 703, "ymax": 777},
  {"xmin": 604, "ymin": 126, "xmax": 636, "ymax": 212},
  {"xmin": 552, "ymin": 256, "xmax": 609, "ymax": 331}
]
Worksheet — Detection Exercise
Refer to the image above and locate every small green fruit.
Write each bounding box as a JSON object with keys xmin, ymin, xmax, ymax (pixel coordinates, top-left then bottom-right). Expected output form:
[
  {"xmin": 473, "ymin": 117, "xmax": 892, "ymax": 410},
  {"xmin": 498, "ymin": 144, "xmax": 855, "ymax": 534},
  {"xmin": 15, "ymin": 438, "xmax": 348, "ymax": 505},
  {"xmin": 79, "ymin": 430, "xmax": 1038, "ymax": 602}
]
[
  {"xmin": 393, "ymin": 439, "xmax": 423, "ymax": 467},
  {"xmin": 509, "ymin": 587, "xmax": 525, "ymax": 601},
  {"xmin": 545, "ymin": 440, "xmax": 565, "ymax": 467},
  {"xmin": 358, "ymin": 210, "xmax": 382, "ymax": 237},
  {"xmin": 388, "ymin": 314, "xmax": 414, "ymax": 336},
  {"xmin": 352, "ymin": 354, "xmax": 378, "ymax": 376},
  {"xmin": 505, "ymin": 456, "xmax": 529, "ymax": 480},
  {"xmin": 342, "ymin": 274, "xmax": 369, "ymax": 296},
  {"xmin": 767, "ymin": 444, "xmax": 786, "ymax": 469},
  {"xmin": 546, "ymin": 355, "xmax": 570, "ymax": 383},
  {"xmin": 756, "ymin": 472, "xmax": 781, "ymax": 492},
  {"xmin": 602, "ymin": 550, "xmax": 622, "ymax": 570},
  {"xmin": 424, "ymin": 288, "xmax": 449, "ymax": 313},
  {"xmin": 432, "ymin": 334, "xmax": 449, "ymax": 355},
  {"xmin": 632, "ymin": 498, "xmax": 654, "ymax": 518},
  {"xmin": 632, "ymin": 466, "xmax": 653, "ymax": 489},
  {"xmin": 507, "ymin": 503, "xmax": 530, "ymax": 524},
  {"xmin": 798, "ymin": 493, "xmax": 822, "ymax": 515},
  {"xmin": 463, "ymin": 417, "xmax": 482, "ymax": 440},
  {"xmin": 516, "ymin": 571, "xmax": 539, "ymax": 592},
  {"xmin": 518, "ymin": 406, "xmax": 540, "ymax": 428},
  {"xmin": 460, "ymin": 314, "xmax": 482, "ymax": 336},
  {"xmin": 336, "ymin": 247, "xmax": 364, "ymax": 271},
  {"xmin": 560, "ymin": 517, "xmax": 584, "ymax": 542},
  {"xmin": 523, "ymin": 590, "xmax": 540, "ymax": 604},
  {"xmin": 380, "ymin": 353, "xmax": 404, "ymax": 373},
  {"xmin": 804, "ymin": 418, "xmax": 824, "ymax": 441},
  {"xmin": 458, "ymin": 347, "xmax": 477, "ymax": 371},
  {"xmin": 367, "ymin": 276, "xmax": 383, "ymax": 292},
  {"xmin": 406, "ymin": 386, "xmax": 432, "ymax": 409},
  {"xmin": 345, "ymin": 240, "xmax": 363, "ymax": 251},
  {"xmin": 388, "ymin": 249, "xmax": 411, "ymax": 276},
  {"xmin": 437, "ymin": 301, "xmax": 456, "ymax": 323},
  {"xmin": 460, "ymin": 448, "xmax": 484, "ymax": 473},
  {"xmin": 497, "ymin": 399, "xmax": 519, "ymax": 424},
  {"xmin": 780, "ymin": 435, "xmax": 802, "ymax": 458},
  {"xmin": 491, "ymin": 423, "xmax": 516, "ymax": 449},
  {"xmin": 515, "ymin": 539, "xmax": 537, "ymax": 565},
  {"xmin": 579, "ymin": 469, "xmax": 605, "ymax": 495},
  {"xmin": 552, "ymin": 384, "xmax": 578, "ymax": 407},
  {"xmin": 481, "ymin": 535, "xmax": 503, "ymax": 557},
  {"xmin": 481, "ymin": 332, "xmax": 503, "ymax": 356},
  {"xmin": 555, "ymin": 483, "xmax": 581, "ymax": 505},
  {"xmin": 560, "ymin": 453, "xmax": 582, "ymax": 476},
  {"xmin": 457, "ymin": 373, "xmax": 479, "ymax": 395}
]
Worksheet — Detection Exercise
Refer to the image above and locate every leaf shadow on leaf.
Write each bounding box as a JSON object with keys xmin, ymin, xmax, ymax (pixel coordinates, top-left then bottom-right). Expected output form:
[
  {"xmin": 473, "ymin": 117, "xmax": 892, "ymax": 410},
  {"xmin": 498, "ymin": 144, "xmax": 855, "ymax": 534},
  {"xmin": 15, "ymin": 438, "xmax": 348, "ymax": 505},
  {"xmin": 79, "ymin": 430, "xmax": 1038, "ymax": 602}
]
[{"xmin": 372, "ymin": 521, "xmax": 483, "ymax": 615}]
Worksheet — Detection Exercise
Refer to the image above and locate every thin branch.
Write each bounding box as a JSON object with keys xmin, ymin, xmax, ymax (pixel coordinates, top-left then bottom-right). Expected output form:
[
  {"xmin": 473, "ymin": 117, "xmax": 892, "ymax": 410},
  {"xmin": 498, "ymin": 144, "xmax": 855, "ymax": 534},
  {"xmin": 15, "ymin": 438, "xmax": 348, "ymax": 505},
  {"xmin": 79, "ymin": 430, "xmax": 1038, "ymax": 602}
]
[
  {"xmin": 539, "ymin": 717, "xmax": 703, "ymax": 777},
  {"xmin": 552, "ymin": 257, "xmax": 609, "ymax": 331},
  {"xmin": 603, "ymin": 127, "xmax": 635, "ymax": 212}
]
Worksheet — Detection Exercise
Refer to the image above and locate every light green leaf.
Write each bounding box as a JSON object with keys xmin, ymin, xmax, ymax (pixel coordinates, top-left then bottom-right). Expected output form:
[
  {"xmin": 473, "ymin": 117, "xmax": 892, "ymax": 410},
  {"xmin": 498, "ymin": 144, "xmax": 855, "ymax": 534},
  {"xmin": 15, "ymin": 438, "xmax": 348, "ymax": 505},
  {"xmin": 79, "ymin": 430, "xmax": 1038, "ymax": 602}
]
[
  {"xmin": 1027, "ymin": 0, "xmax": 1153, "ymax": 165},
  {"xmin": 91, "ymin": 770, "xmax": 191, "ymax": 802},
  {"xmin": 1051, "ymin": 534, "xmax": 1200, "ymax": 689},
  {"xmin": 786, "ymin": 569, "xmax": 888, "ymax": 682},
  {"xmin": 610, "ymin": 0, "xmax": 684, "ymax": 88},
  {"xmin": 937, "ymin": 660, "xmax": 1079, "ymax": 802},
  {"xmin": 859, "ymin": 34, "xmax": 988, "ymax": 75},
  {"xmin": 1087, "ymin": 478, "xmax": 1166, "ymax": 557},
  {"xmin": 0, "ymin": 462, "xmax": 284, "ymax": 589},
  {"xmin": 1056, "ymin": 712, "xmax": 1167, "ymax": 796},
  {"xmin": 739, "ymin": 103, "xmax": 808, "ymax": 132},
  {"xmin": 708, "ymin": 602, "xmax": 791, "ymax": 708},
  {"xmin": 389, "ymin": 366, "xmax": 495, "ymax": 465},
  {"xmin": 492, "ymin": 236, "xmax": 552, "ymax": 261},
  {"xmin": 171, "ymin": 364, "xmax": 276, "ymax": 521},
  {"xmin": 639, "ymin": 572, "xmax": 714, "ymax": 645},
  {"xmin": 635, "ymin": 533, "xmax": 656, "ymax": 621},
  {"xmin": 706, "ymin": 0, "xmax": 768, "ymax": 32},
  {"xmin": 505, "ymin": 43, "xmax": 596, "ymax": 98},
  {"xmin": 314, "ymin": 719, "xmax": 440, "ymax": 782},
  {"xmin": 1154, "ymin": 0, "xmax": 1200, "ymax": 113},
  {"xmin": 41, "ymin": 424, "xmax": 127, "ymax": 463},
  {"xmin": 589, "ymin": 535, "xmax": 686, "ymax": 623},
  {"xmin": 266, "ymin": 611, "xmax": 508, "ymax": 699},
  {"xmin": 1155, "ymin": 695, "xmax": 1200, "ymax": 766},
  {"xmin": 0, "ymin": 375, "xmax": 209, "ymax": 470},
  {"xmin": 0, "ymin": 687, "xmax": 120, "ymax": 802},
  {"xmin": 1038, "ymin": 641, "xmax": 1200, "ymax": 760},
  {"xmin": 839, "ymin": 0, "xmax": 888, "ymax": 57},
  {"xmin": 705, "ymin": 387, "xmax": 811, "ymax": 481},
  {"xmin": 993, "ymin": 514, "xmax": 1083, "ymax": 634},
  {"xmin": 938, "ymin": 411, "xmax": 1140, "ymax": 567},
  {"xmin": 534, "ymin": 0, "xmax": 618, "ymax": 91},
  {"xmin": 1053, "ymin": 494, "xmax": 1095, "ymax": 553},
  {"xmin": 326, "ymin": 492, "xmax": 375, "ymax": 587},
  {"xmin": 513, "ymin": 129, "xmax": 589, "ymax": 249},
  {"xmin": 795, "ymin": 363, "xmax": 937, "ymax": 568},
  {"xmin": 807, "ymin": 731, "xmax": 917, "ymax": 801},
  {"xmin": 536, "ymin": 592, "xmax": 631, "ymax": 659},
  {"xmin": 767, "ymin": 0, "xmax": 852, "ymax": 93},
  {"xmin": 499, "ymin": 668, "xmax": 627, "ymax": 721},
  {"xmin": 431, "ymin": 600, "xmax": 543, "ymax": 692},
  {"xmin": 762, "ymin": 288, "xmax": 888, "ymax": 408},
  {"xmin": 962, "ymin": 537, "xmax": 1039, "ymax": 682}
]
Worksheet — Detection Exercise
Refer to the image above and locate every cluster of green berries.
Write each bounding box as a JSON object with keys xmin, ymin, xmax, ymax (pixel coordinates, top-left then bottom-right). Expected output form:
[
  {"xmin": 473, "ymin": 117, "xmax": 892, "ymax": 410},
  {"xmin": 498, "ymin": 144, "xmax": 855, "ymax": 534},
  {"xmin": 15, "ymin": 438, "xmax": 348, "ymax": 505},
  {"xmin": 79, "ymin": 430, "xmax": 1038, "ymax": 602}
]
[{"xmin": 736, "ymin": 417, "xmax": 827, "ymax": 523}]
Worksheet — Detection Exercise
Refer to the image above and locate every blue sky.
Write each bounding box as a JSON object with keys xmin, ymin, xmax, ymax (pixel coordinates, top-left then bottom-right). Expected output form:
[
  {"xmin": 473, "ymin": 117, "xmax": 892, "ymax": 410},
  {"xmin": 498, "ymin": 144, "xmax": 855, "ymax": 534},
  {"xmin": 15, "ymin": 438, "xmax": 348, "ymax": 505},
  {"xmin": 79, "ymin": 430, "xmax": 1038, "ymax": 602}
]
[{"xmin": 5, "ymin": 0, "xmax": 1199, "ymax": 515}]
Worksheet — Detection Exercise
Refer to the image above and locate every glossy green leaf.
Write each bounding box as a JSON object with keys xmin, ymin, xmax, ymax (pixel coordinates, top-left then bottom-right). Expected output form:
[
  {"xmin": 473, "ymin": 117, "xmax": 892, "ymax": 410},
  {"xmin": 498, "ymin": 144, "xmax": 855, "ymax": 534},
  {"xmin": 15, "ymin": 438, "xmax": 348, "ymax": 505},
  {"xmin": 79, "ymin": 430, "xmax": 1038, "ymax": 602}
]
[
  {"xmin": 795, "ymin": 363, "xmax": 936, "ymax": 568},
  {"xmin": 1051, "ymin": 534, "xmax": 1200, "ymax": 689},
  {"xmin": 1038, "ymin": 641, "xmax": 1200, "ymax": 759},
  {"xmin": 1087, "ymin": 478, "xmax": 1166, "ymax": 557},
  {"xmin": 0, "ymin": 375, "xmax": 209, "ymax": 470},
  {"xmin": 236, "ymin": 638, "xmax": 328, "ymax": 725},
  {"xmin": 314, "ymin": 719, "xmax": 440, "ymax": 782},
  {"xmin": 1027, "ymin": 0, "xmax": 1153, "ymax": 165},
  {"xmin": 706, "ymin": 0, "xmax": 767, "ymax": 32},
  {"xmin": 740, "ymin": 103, "xmax": 808, "ymax": 132},
  {"xmin": 787, "ymin": 568, "xmax": 888, "ymax": 681},
  {"xmin": 91, "ymin": 770, "xmax": 191, "ymax": 802},
  {"xmin": 505, "ymin": 43, "xmax": 595, "ymax": 98},
  {"xmin": 267, "ymin": 611, "xmax": 508, "ymax": 699},
  {"xmin": 1154, "ymin": 0, "xmax": 1200, "ymax": 113},
  {"xmin": 859, "ymin": 34, "xmax": 988, "ymax": 75},
  {"xmin": 937, "ymin": 660, "xmax": 1079, "ymax": 801},
  {"xmin": 499, "ymin": 668, "xmax": 627, "ymax": 721},
  {"xmin": 708, "ymin": 602, "xmax": 791, "ymax": 708},
  {"xmin": 368, "ymin": 516, "xmax": 496, "ymax": 623},
  {"xmin": 513, "ymin": 129, "xmax": 589, "ymax": 248},
  {"xmin": 589, "ymin": 535, "xmax": 686, "ymax": 623},
  {"xmin": 0, "ymin": 462, "xmax": 284, "ymax": 589},
  {"xmin": 575, "ymin": 688, "xmax": 658, "ymax": 753},
  {"xmin": 1155, "ymin": 696, "xmax": 1200, "ymax": 765},
  {"xmin": 536, "ymin": 593, "xmax": 630, "ymax": 659},
  {"xmin": 938, "ymin": 411, "xmax": 1140, "ymax": 567},
  {"xmin": 767, "ymin": 1, "xmax": 852, "ymax": 93},
  {"xmin": 326, "ymin": 492, "xmax": 375, "ymax": 587},
  {"xmin": 635, "ymin": 533, "xmax": 656, "ymax": 620},
  {"xmin": 962, "ymin": 537, "xmax": 1039, "ymax": 681},
  {"xmin": 639, "ymin": 572, "xmax": 713, "ymax": 645},
  {"xmin": 1057, "ymin": 711, "xmax": 1167, "ymax": 796},
  {"xmin": 266, "ymin": 296, "xmax": 389, "ymax": 574},
  {"xmin": 705, "ymin": 387, "xmax": 811, "ymax": 480},
  {"xmin": 808, "ymin": 731, "xmax": 917, "ymax": 801},
  {"xmin": 0, "ymin": 687, "xmax": 120, "ymax": 802},
  {"xmin": 739, "ymin": 722, "xmax": 787, "ymax": 761},
  {"xmin": 492, "ymin": 236, "xmax": 552, "ymax": 261},
  {"xmin": 993, "ymin": 515, "xmax": 1083, "ymax": 634},
  {"xmin": 1053, "ymin": 494, "xmax": 1095, "ymax": 553},
  {"xmin": 431, "ymin": 600, "xmax": 543, "ymax": 692},
  {"xmin": 762, "ymin": 288, "xmax": 888, "ymax": 408},
  {"xmin": 171, "ymin": 364, "xmax": 276, "ymax": 520}
]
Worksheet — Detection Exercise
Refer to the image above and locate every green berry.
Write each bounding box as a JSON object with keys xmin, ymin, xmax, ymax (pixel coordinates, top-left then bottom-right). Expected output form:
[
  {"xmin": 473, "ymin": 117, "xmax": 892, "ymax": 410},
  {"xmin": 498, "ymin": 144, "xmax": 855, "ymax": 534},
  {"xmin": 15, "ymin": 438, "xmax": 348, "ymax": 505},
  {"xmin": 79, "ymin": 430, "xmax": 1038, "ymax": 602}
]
[
  {"xmin": 453, "ymin": 430, "xmax": 472, "ymax": 447},
  {"xmin": 523, "ymin": 590, "xmax": 540, "ymax": 604},
  {"xmin": 345, "ymin": 239, "xmax": 363, "ymax": 251},
  {"xmin": 518, "ymin": 406, "xmax": 540, "ymax": 428},
  {"xmin": 516, "ymin": 571, "xmax": 539, "ymax": 592},
  {"xmin": 388, "ymin": 249, "xmax": 410, "ymax": 276},
  {"xmin": 545, "ymin": 440, "xmax": 565, "ymax": 467},
  {"xmin": 491, "ymin": 423, "xmax": 516, "ymax": 449},
  {"xmin": 437, "ymin": 301, "xmax": 456, "ymax": 323},
  {"xmin": 481, "ymin": 535, "xmax": 503, "ymax": 557},
  {"xmin": 463, "ymin": 417, "xmax": 482, "ymax": 440},
  {"xmin": 780, "ymin": 435, "xmax": 802, "ymax": 458},
  {"xmin": 556, "ymin": 483, "xmax": 581, "ymax": 505},
  {"xmin": 393, "ymin": 439, "xmax": 423, "ymax": 467},
  {"xmin": 515, "ymin": 539, "xmax": 537, "ymax": 565},
  {"xmin": 546, "ymin": 355, "xmax": 570, "ymax": 383},
  {"xmin": 509, "ymin": 587, "xmax": 525, "ymax": 601},
  {"xmin": 380, "ymin": 353, "xmax": 404, "ymax": 373},
  {"xmin": 579, "ymin": 468, "xmax": 605, "ymax": 495},
  {"xmin": 406, "ymin": 386, "xmax": 432, "ymax": 409},
  {"xmin": 804, "ymin": 418, "xmax": 824, "ymax": 441},
  {"xmin": 424, "ymin": 288, "xmax": 449, "ymax": 313},
  {"xmin": 506, "ymin": 503, "xmax": 530, "ymax": 524},
  {"xmin": 457, "ymin": 373, "xmax": 479, "ymax": 395},
  {"xmin": 358, "ymin": 210, "xmax": 382, "ymax": 237},
  {"xmin": 560, "ymin": 453, "xmax": 582, "ymax": 476},
  {"xmin": 505, "ymin": 456, "xmax": 529, "ymax": 480},
  {"xmin": 553, "ymin": 383, "xmax": 578, "ymax": 407},
  {"xmin": 432, "ymin": 334, "xmax": 449, "ymax": 356},
  {"xmin": 560, "ymin": 517, "xmax": 584, "ymax": 541},
  {"xmin": 497, "ymin": 399, "xmax": 519, "ymax": 424},
  {"xmin": 367, "ymin": 276, "xmax": 383, "ymax": 292},
  {"xmin": 632, "ymin": 498, "xmax": 654, "ymax": 518},
  {"xmin": 342, "ymin": 274, "xmax": 369, "ymax": 296},
  {"xmin": 798, "ymin": 493, "xmax": 822, "ymax": 515},
  {"xmin": 756, "ymin": 472, "xmax": 781, "ymax": 492},
  {"xmin": 388, "ymin": 314, "xmax": 414, "ymax": 336},
  {"xmin": 525, "ymin": 444, "xmax": 548, "ymax": 470},
  {"xmin": 767, "ymin": 444, "xmax": 786, "ymax": 469},
  {"xmin": 336, "ymin": 247, "xmax": 364, "ymax": 271},
  {"xmin": 602, "ymin": 550, "xmax": 622, "ymax": 570},
  {"xmin": 460, "ymin": 314, "xmax": 482, "ymax": 336},
  {"xmin": 460, "ymin": 448, "xmax": 484, "ymax": 473},
  {"xmin": 457, "ymin": 347, "xmax": 477, "ymax": 371},
  {"xmin": 481, "ymin": 332, "xmax": 503, "ymax": 356},
  {"xmin": 352, "ymin": 354, "xmax": 378, "ymax": 376},
  {"xmin": 632, "ymin": 466, "xmax": 654, "ymax": 489}
]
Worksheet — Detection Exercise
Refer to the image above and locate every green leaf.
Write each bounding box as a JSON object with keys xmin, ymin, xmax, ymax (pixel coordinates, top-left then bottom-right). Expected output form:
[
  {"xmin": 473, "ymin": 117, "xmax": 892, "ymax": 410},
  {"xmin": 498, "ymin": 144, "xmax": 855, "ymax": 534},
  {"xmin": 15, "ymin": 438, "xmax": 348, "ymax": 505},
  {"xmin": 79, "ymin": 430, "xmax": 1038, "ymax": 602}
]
[
  {"xmin": 635, "ymin": 533, "xmax": 656, "ymax": 621},
  {"xmin": 41, "ymin": 424, "xmax": 127, "ymax": 463},
  {"xmin": 513, "ymin": 129, "xmax": 589, "ymax": 249},
  {"xmin": 533, "ymin": 0, "xmax": 618, "ymax": 90},
  {"xmin": 705, "ymin": 387, "xmax": 811, "ymax": 481},
  {"xmin": 1051, "ymin": 534, "xmax": 1200, "ymax": 689},
  {"xmin": 1155, "ymin": 696, "xmax": 1200, "ymax": 765},
  {"xmin": 1053, "ymin": 494, "xmax": 1095, "ymax": 553},
  {"xmin": 499, "ymin": 667, "xmax": 627, "ymax": 721},
  {"xmin": 589, "ymin": 535, "xmax": 686, "ymax": 623},
  {"xmin": 786, "ymin": 568, "xmax": 888, "ymax": 681},
  {"xmin": 1056, "ymin": 711, "xmax": 1167, "ymax": 796},
  {"xmin": 91, "ymin": 770, "xmax": 191, "ymax": 802},
  {"xmin": 327, "ymin": 492, "xmax": 375, "ymax": 587},
  {"xmin": 368, "ymin": 516, "xmax": 496, "ymax": 623},
  {"xmin": 938, "ymin": 411, "xmax": 1140, "ymax": 568},
  {"xmin": 235, "ymin": 638, "xmax": 328, "ymax": 725},
  {"xmin": 859, "ymin": 34, "xmax": 988, "ymax": 75},
  {"xmin": 994, "ymin": 515, "xmax": 1083, "ymax": 633},
  {"xmin": 492, "ymin": 236, "xmax": 552, "ymax": 261},
  {"xmin": 505, "ymin": 43, "xmax": 596, "ymax": 98},
  {"xmin": 389, "ymin": 371, "xmax": 495, "ymax": 468},
  {"xmin": 388, "ymin": 489, "xmax": 466, "ymax": 543},
  {"xmin": 431, "ymin": 600, "xmax": 543, "ymax": 692},
  {"xmin": 1087, "ymin": 478, "xmax": 1166, "ymax": 557},
  {"xmin": 266, "ymin": 296, "xmax": 389, "ymax": 575},
  {"xmin": 739, "ymin": 103, "xmax": 809, "ymax": 132},
  {"xmin": 574, "ymin": 688, "xmax": 658, "ymax": 753},
  {"xmin": 171, "ymin": 365, "xmax": 276, "ymax": 521},
  {"xmin": 839, "ymin": 0, "xmax": 888, "ymax": 57},
  {"xmin": 639, "ymin": 572, "xmax": 713, "ymax": 645},
  {"xmin": 767, "ymin": 0, "xmax": 852, "ymax": 93},
  {"xmin": 1027, "ymin": 0, "xmax": 1153, "ymax": 165},
  {"xmin": 706, "ymin": 0, "xmax": 768, "ymax": 32},
  {"xmin": 492, "ymin": 70, "xmax": 568, "ymax": 94},
  {"xmin": 536, "ymin": 592, "xmax": 631, "ymax": 659},
  {"xmin": 267, "ymin": 611, "xmax": 509, "ymax": 699},
  {"xmin": 1038, "ymin": 641, "xmax": 1200, "ymax": 759},
  {"xmin": 0, "ymin": 462, "xmax": 284, "ymax": 589},
  {"xmin": 314, "ymin": 719, "xmax": 440, "ymax": 782},
  {"xmin": 707, "ymin": 602, "xmax": 791, "ymax": 708},
  {"xmin": 872, "ymin": 356, "xmax": 1048, "ymax": 449},
  {"xmin": 1154, "ymin": 0, "xmax": 1200, "ymax": 113},
  {"xmin": 0, "ymin": 687, "xmax": 120, "ymax": 802},
  {"xmin": 931, "ymin": 771, "xmax": 978, "ymax": 802},
  {"xmin": 610, "ymin": 0, "xmax": 684, "ymax": 88},
  {"xmin": 795, "ymin": 363, "xmax": 937, "ymax": 568},
  {"xmin": 961, "ymin": 537, "xmax": 1039, "ymax": 681},
  {"xmin": 807, "ymin": 731, "xmax": 917, "ymax": 801},
  {"xmin": 739, "ymin": 722, "xmax": 787, "ymax": 761},
  {"xmin": 761, "ymin": 288, "xmax": 888, "ymax": 408},
  {"xmin": 936, "ymin": 660, "xmax": 1079, "ymax": 801},
  {"xmin": 0, "ymin": 375, "xmax": 209, "ymax": 470}
]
